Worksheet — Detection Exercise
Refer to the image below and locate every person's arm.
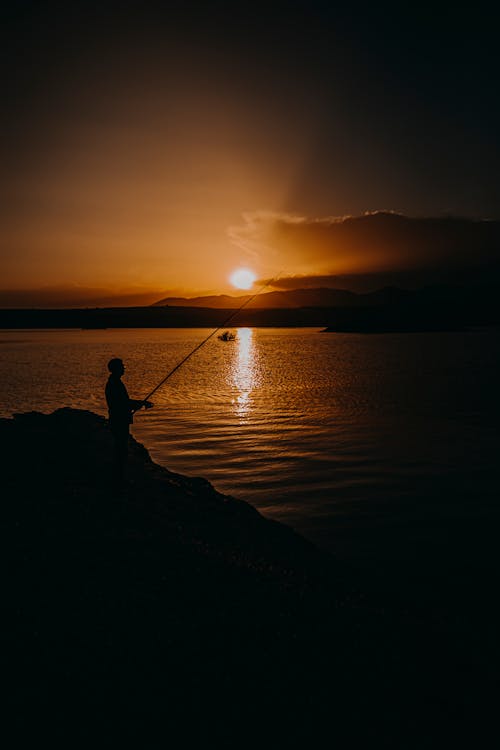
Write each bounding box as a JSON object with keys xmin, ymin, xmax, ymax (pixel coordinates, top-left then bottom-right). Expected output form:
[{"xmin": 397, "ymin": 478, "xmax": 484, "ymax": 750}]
[{"xmin": 129, "ymin": 399, "xmax": 154, "ymax": 412}]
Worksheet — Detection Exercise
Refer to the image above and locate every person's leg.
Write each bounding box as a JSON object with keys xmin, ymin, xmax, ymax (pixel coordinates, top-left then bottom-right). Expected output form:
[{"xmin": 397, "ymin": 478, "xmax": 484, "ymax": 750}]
[{"xmin": 111, "ymin": 425, "xmax": 129, "ymax": 485}]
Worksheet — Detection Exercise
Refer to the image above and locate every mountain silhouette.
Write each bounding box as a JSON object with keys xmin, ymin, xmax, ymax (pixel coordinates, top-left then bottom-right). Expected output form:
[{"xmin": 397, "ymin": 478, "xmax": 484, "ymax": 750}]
[
  {"xmin": 153, "ymin": 287, "xmax": 364, "ymax": 309},
  {"xmin": 1, "ymin": 283, "xmax": 498, "ymax": 331},
  {"xmin": 151, "ymin": 284, "xmax": 466, "ymax": 310}
]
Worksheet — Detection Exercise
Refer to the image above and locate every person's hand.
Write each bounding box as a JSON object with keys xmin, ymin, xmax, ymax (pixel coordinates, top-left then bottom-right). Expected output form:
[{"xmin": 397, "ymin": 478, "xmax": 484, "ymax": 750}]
[{"xmin": 144, "ymin": 400, "xmax": 154, "ymax": 409}]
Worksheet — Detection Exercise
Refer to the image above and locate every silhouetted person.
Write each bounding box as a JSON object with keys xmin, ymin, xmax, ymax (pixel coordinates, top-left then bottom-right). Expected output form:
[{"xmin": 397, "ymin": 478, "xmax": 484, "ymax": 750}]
[{"xmin": 105, "ymin": 358, "xmax": 153, "ymax": 485}]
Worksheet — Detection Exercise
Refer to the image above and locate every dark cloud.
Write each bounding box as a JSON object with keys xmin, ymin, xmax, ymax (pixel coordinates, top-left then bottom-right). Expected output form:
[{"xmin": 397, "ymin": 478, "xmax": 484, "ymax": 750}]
[{"xmin": 232, "ymin": 212, "xmax": 500, "ymax": 287}]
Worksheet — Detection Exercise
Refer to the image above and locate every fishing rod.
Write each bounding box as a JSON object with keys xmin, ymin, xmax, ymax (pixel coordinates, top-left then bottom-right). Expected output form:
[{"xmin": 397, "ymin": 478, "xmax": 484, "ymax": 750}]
[{"xmin": 140, "ymin": 273, "xmax": 282, "ymax": 405}]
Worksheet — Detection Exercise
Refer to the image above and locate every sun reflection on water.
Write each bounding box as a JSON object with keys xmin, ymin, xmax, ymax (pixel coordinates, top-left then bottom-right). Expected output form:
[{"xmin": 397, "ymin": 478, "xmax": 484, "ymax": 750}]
[{"xmin": 231, "ymin": 328, "xmax": 256, "ymax": 418}]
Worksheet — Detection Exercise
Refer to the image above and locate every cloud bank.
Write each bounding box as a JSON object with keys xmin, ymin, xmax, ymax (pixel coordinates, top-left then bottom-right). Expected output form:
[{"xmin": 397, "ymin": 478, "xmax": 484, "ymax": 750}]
[{"xmin": 229, "ymin": 211, "xmax": 500, "ymax": 289}]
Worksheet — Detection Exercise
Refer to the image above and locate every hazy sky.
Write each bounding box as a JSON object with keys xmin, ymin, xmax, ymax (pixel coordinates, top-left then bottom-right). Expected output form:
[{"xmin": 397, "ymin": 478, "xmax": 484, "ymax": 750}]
[{"xmin": 1, "ymin": 1, "xmax": 499, "ymax": 306}]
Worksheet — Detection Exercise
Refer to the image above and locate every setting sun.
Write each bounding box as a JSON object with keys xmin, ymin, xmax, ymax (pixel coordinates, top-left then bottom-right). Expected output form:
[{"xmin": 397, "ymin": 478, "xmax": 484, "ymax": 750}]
[{"xmin": 229, "ymin": 268, "xmax": 256, "ymax": 290}]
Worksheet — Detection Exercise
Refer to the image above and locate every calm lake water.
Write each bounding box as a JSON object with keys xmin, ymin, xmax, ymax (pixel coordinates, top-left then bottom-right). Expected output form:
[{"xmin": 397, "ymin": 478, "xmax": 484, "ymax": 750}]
[{"xmin": 1, "ymin": 327, "xmax": 498, "ymax": 561}]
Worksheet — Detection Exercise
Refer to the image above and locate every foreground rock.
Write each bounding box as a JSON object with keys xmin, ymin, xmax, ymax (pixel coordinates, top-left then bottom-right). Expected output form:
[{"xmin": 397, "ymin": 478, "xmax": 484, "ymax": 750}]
[
  {"xmin": 2, "ymin": 408, "xmax": 327, "ymax": 578},
  {"xmin": 3, "ymin": 409, "xmax": 497, "ymax": 746}
]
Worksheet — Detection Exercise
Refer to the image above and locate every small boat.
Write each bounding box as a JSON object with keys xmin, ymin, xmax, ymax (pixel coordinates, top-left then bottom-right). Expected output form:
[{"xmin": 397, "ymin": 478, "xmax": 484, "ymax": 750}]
[{"xmin": 218, "ymin": 330, "xmax": 236, "ymax": 341}]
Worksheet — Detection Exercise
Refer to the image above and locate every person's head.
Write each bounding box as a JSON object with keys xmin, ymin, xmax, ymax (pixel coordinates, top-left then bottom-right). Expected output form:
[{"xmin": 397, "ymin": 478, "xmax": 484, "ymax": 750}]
[{"xmin": 108, "ymin": 357, "xmax": 125, "ymax": 376}]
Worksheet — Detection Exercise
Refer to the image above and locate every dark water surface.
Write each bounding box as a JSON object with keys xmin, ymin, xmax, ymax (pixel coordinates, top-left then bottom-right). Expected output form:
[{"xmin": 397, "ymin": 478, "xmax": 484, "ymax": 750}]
[{"xmin": 1, "ymin": 327, "xmax": 498, "ymax": 567}]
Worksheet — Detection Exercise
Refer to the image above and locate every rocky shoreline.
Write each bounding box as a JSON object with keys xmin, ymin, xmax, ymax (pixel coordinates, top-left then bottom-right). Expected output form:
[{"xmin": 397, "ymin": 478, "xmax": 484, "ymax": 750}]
[{"xmin": 3, "ymin": 409, "xmax": 498, "ymax": 745}]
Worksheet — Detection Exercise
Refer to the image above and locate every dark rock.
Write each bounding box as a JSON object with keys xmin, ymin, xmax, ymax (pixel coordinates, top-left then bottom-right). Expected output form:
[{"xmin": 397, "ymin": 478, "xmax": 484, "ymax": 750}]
[{"xmin": 2, "ymin": 409, "xmax": 496, "ymax": 746}]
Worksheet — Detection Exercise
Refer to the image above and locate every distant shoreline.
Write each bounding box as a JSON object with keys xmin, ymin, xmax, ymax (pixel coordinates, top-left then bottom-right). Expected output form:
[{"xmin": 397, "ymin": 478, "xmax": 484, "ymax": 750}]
[
  {"xmin": 0, "ymin": 301, "xmax": 496, "ymax": 331},
  {"xmin": 0, "ymin": 305, "xmax": 327, "ymax": 329}
]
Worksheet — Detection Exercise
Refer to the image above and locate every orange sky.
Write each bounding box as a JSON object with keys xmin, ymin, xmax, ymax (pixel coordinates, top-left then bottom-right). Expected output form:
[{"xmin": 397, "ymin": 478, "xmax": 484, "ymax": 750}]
[
  {"xmin": 2, "ymin": 4, "xmax": 498, "ymax": 308},
  {"xmin": 1, "ymin": 78, "xmax": 315, "ymax": 304}
]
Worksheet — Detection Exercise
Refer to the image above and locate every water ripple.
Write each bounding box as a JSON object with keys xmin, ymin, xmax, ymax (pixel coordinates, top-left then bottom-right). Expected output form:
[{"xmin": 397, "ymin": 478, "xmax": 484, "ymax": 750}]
[{"xmin": 1, "ymin": 327, "xmax": 498, "ymax": 551}]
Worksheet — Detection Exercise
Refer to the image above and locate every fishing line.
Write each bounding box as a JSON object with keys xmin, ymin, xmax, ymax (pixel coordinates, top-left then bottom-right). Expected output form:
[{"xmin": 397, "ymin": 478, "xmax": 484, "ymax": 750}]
[{"xmin": 140, "ymin": 272, "xmax": 282, "ymax": 404}]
